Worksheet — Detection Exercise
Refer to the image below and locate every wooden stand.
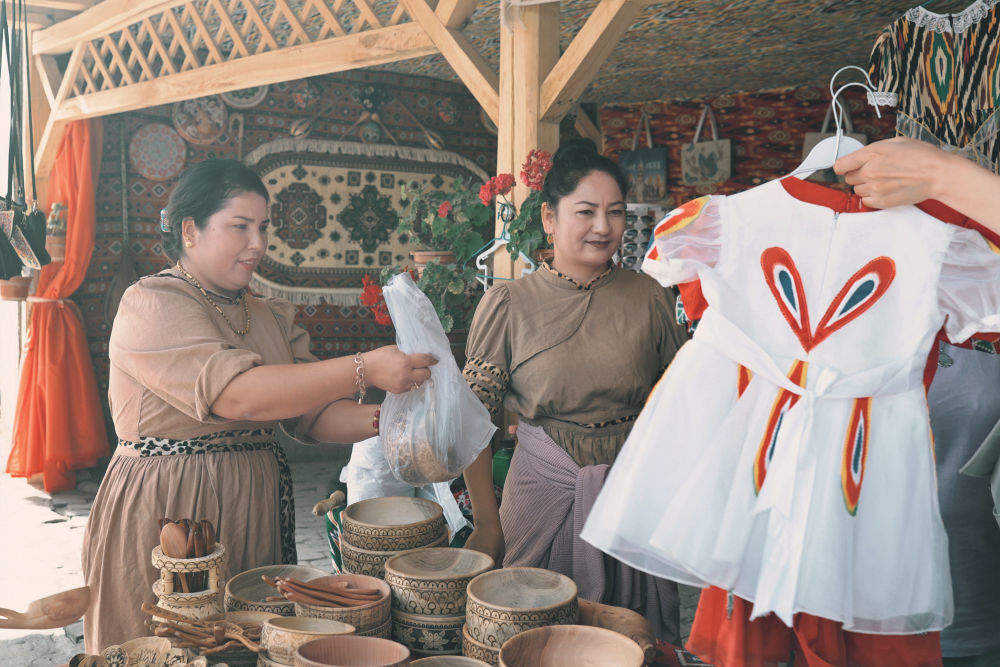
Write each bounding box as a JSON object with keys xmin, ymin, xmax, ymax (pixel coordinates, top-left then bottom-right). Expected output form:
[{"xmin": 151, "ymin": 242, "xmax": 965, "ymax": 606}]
[{"xmin": 150, "ymin": 544, "xmax": 226, "ymax": 623}]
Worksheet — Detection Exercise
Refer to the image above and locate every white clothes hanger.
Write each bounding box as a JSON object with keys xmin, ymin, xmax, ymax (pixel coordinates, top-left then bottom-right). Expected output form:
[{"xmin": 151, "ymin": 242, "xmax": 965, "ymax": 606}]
[
  {"xmin": 788, "ymin": 74, "xmax": 884, "ymax": 179},
  {"xmin": 471, "ymin": 202, "xmax": 537, "ymax": 290}
]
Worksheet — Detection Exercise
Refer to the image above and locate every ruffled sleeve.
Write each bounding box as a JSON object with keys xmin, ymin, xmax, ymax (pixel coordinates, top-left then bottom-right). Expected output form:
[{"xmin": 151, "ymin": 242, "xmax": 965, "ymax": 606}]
[
  {"xmin": 109, "ymin": 280, "xmax": 262, "ymax": 423},
  {"xmin": 939, "ymin": 225, "xmax": 1000, "ymax": 344},
  {"xmin": 462, "ymin": 284, "xmax": 512, "ymax": 422},
  {"xmin": 641, "ymin": 195, "xmax": 725, "ymax": 288},
  {"xmin": 267, "ymin": 297, "xmax": 329, "ymax": 444}
]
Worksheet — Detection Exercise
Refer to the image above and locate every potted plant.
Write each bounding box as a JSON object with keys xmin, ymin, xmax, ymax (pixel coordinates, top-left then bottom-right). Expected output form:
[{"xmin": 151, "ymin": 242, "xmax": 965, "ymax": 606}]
[{"xmin": 485, "ymin": 149, "xmax": 553, "ymax": 264}]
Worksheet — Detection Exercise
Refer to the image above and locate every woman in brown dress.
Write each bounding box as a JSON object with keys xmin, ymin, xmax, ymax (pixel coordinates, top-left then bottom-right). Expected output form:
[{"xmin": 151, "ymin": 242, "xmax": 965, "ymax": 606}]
[
  {"xmin": 82, "ymin": 159, "xmax": 435, "ymax": 651},
  {"xmin": 461, "ymin": 140, "xmax": 687, "ymax": 641}
]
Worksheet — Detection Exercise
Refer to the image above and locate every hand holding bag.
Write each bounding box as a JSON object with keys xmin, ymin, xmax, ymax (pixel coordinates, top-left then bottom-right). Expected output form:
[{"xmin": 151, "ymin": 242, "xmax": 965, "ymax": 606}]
[
  {"xmin": 618, "ymin": 110, "xmax": 669, "ymax": 203},
  {"xmin": 681, "ymin": 104, "xmax": 731, "ymax": 186}
]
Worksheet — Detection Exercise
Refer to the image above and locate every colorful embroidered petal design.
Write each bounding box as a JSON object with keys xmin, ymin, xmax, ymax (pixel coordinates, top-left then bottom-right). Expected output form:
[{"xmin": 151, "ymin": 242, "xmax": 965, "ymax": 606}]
[
  {"xmin": 812, "ymin": 256, "xmax": 895, "ymax": 348},
  {"xmin": 754, "ymin": 360, "xmax": 808, "ymax": 494},
  {"xmin": 646, "ymin": 196, "xmax": 711, "ymax": 261},
  {"xmin": 841, "ymin": 397, "xmax": 872, "ymax": 516},
  {"xmin": 761, "ymin": 247, "xmax": 812, "ymax": 351},
  {"xmin": 737, "ymin": 364, "xmax": 753, "ymax": 398}
]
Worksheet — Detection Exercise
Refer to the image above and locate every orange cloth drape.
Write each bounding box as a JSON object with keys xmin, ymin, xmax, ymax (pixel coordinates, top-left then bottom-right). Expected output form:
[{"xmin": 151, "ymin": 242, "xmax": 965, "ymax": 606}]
[{"xmin": 6, "ymin": 119, "xmax": 108, "ymax": 492}]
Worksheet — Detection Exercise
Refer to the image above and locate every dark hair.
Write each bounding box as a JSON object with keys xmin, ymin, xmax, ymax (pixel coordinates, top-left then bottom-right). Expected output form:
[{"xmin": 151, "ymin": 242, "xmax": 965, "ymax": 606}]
[
  {"xmin": 541, "ymin": 138, "xmax": 629, "ymax": 209},
  {"xmin": 160, "ymin": 159, "xmax": 269, "ymax": 261}
]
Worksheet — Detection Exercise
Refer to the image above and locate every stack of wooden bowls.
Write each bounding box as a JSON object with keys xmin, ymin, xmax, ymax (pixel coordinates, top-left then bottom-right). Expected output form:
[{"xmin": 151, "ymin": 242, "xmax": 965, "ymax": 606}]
[
  {"xmin": 383, "ymin": 547, "xmax": 494, "ymax": 657},
  {"xmin": 497, "ymin": 625, "xmax": 644, "ymax": 667},
  {"xmin": 462, "ymin": 568, "xmax": 578, "ymax": 666},
  {"xmin": 225, "ymin": 565, "xmax": 327, "ymax": 616},
  {"xmin": 293, "ymin": 574, "xmax": 392, "ymax": 639},
  {"xmin": 340, "ymin": 497, "xmax": 448, "ymax": 578},
  {"xmin": 259, "ymin": 617, "xmax": 355, "ymax": 666}
]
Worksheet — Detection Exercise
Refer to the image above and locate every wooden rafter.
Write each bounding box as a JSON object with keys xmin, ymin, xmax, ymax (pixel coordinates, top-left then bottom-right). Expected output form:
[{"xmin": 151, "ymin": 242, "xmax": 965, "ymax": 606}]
[
  {"xmin": 434, "ymin": 0, "xmax": 476, "ymax": 28},
  {"xmin": 399, "ymin": 0, "xmax": 499, "ymax": 124},
  {"xmin": 25, "ymin": 0, "xmax": 93, "ymax": 10},
  {"xmin": 34, "ymin": 54, "xmax": 63, "ymax": 106},
  {"xmin": 539, "ymin": 0, "xmax": 644, "ymax": 121}
]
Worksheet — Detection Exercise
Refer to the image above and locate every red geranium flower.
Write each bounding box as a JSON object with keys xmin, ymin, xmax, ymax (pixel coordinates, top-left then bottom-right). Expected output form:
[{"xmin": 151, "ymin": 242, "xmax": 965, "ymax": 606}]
[
  {"xmin": 520, "ymin": 149, "xmax": 553, "ymax": 191},
  {"xmin": 479, "ymin": 182, "xmax": 495, "ymax": 207},
  {"xmin": 437, "ymin": 201, "xmax": 453, "ymax": 218},
  {"xmin": 492, "ymin": 173, "xmax": 515, "ymax": 196},
  {"xmin": 360, "ymin": 274, "xmax": 392, "ymax": 326}
]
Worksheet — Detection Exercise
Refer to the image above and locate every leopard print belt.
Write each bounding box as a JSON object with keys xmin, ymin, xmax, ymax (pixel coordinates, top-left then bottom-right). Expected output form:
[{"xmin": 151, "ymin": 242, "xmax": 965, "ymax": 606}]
[{"xmin": 119, "ymin": 428, "xmax": 296, "ymax": 564}]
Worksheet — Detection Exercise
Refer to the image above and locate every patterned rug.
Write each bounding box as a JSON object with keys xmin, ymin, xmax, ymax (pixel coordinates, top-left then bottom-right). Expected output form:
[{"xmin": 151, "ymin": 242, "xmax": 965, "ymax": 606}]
[{"xmin": 245, "ymin": 137, "xmax": 488, "ymax": 305}]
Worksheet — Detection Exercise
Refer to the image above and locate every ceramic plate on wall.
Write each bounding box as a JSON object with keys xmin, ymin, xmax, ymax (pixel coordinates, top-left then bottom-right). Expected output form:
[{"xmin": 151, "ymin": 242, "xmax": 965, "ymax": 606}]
[
  {"xmin": 172, "ymin": 95, "xmax": 229, "ymax": 145},
  {"xmin": 221, "ymin": 85, "xmax": 269, "ymax": 109},
  {"xmin": 129, "ymin": 123, "xmax": 186, "ymax": 181}
]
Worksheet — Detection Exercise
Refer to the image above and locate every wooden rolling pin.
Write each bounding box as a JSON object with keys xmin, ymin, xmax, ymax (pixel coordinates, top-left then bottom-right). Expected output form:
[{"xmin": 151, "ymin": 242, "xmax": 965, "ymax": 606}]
[{"xmin": 577, "ymin": 598, "xmax": 657, "ymax": 664}]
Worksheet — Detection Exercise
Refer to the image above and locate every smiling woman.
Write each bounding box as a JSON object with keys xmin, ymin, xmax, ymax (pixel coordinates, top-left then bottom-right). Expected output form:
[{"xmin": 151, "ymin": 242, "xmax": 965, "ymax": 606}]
[
  {"xmin": 80, "ymin": 159, "xmax": 438, "ymax": 652},
  {"xmin": 459, "ymin": 140, "xmax": 688, "ymax": 642}
]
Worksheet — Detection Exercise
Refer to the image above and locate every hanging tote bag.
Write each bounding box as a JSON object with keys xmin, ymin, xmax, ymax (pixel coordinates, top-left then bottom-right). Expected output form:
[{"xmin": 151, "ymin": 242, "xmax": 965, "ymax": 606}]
[
  {"xmin": 618, "ymin": 110, "xmax": 669, "ymax": 202},
  {"xmin": 801, "ymin": 105, "xmax": 867, "ymax": 183},
  {"xmin": 681, "ymin": 104, "xmax": 731, "ymax": 186}
]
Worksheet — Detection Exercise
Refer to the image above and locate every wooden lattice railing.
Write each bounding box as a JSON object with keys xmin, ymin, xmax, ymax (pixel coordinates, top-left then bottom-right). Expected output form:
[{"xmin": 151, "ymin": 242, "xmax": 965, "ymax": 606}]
[{"xmin": 67, "ymin": 0, "xmax": 412, "ymax": 98}]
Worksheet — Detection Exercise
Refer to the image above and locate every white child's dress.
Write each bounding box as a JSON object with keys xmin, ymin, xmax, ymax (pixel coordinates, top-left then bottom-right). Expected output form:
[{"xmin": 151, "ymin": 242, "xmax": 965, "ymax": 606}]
[{"xmin": 580, "ymin": 177, "xmax": 1000, "ymax": 635}]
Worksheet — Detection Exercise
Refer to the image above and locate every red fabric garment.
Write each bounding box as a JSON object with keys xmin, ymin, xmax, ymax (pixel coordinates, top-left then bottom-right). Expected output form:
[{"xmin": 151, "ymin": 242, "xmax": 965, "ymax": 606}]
[
  {"xmin": 687, "ymin": 587, "xmax": 942, "ymax": 667},
  {"xmin": 6, "ymin": 120, "xmax": 108, "ymax": 492}
]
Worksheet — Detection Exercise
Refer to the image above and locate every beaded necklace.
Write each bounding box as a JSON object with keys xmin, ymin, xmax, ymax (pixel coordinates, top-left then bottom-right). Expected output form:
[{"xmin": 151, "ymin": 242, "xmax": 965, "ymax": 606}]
[{"xmin": 176, "ymin": 262, "xmax": 251, "ymax": 336}]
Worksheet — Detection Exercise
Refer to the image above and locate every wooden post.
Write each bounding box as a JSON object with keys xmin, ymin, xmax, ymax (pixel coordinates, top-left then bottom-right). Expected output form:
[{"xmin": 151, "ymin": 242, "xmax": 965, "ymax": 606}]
[{"xmin": 492, "ymin": 3, "xmax": 559, "ymax": 280}]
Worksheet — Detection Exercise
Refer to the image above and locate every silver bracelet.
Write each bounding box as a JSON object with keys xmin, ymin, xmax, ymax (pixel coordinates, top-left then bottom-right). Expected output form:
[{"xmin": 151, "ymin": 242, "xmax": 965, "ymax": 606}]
[{"xmin": 354, "ymin": 352, "xmax": 366, "ymax": 405}]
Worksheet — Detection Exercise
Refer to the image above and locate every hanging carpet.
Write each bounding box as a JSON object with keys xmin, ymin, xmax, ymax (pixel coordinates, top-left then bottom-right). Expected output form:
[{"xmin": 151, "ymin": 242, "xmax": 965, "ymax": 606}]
[{"xmin": 245, "ymin": 138, "xmax": 488, "ymax": 305}]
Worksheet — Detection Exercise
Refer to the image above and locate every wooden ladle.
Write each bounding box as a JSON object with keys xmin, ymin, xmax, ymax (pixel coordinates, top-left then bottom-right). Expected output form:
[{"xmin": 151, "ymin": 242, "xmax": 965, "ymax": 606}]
[
  {"xmin": 160, "ymin": 520, "xmax": 191, "ymax": 592},
  {"xmin": 0, "ymin": 586, "xmax": 91, "ymax": 630}
]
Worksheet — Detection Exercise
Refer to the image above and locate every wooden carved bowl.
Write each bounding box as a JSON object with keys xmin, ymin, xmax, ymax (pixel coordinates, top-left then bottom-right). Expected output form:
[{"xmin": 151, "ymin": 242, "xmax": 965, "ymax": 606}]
[
  {"xmin": 293, "ymin": 635, "xmax": 410, "ymax": 667},
  {"xmin": 465, "ymin": 568, "xmax": 578, "ymax": 648},
  {"xmin": 340, "ymin": 535, "xmax": 448, "ymax": 579},
  {"xmin": 292, "ymin": 574, "xmax": 390, "ymax": 634},
  {"xmin": 341, "ymin": 497, "xmax": 446, "ymax": 551},
  {"xmin": 390, "ymin": 609, "xmax": 465, "ymax": 656},
  {"xmin": 498, "ymin": 625, "xmax": 644, "ymax": 667},
  {"xmin": 358, "ymin": 619, "xmax": 392, "ymax": 639},
  {"xmin": 384, "ymin": 548, "xmax": 494, "ymax": 616},
  {"xmin": 411, "ymin": 657, "xmax": 490, "ymax": 666},
  {"xmin": 226, "ymin": 564, "xmax": 328, "ymax": 616},
  {"xmin": 461, "ymin": 624, "xmax": 498, "ymax": 666},
  {"xmin": 262, "ymin": 617, "xmax": 356, "ymax": 664}
]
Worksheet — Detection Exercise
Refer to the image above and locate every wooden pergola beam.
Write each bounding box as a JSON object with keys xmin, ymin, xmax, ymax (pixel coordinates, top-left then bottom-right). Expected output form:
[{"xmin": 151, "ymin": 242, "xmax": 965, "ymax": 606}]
[
  {"xmin": 25, "ymin": 0, "xmax": 94, "ymax": 11},
  {"xmin": 33, "ymin": 41, "xmax": 85, "ymax": 185},
  {"xmin": 34, "ymin": 22, "xmax": 434, "ymax": 175},
  {"xmin": 434, "ymin": 0, "xmax": 477, "ymax": 28},
  {"xmin": 34, "ymin": 0, "xmax": 183, "ymax": 55},
  {"xmin": 539, "ymin": 0, "xmax": 643, "ymax": 122},
  {"xmin": 399, "ymin": 0, "xmax": 499, "ymax": 125}
]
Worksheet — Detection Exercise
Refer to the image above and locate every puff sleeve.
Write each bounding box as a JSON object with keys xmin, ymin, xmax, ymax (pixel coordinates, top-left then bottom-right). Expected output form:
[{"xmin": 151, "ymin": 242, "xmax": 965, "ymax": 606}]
[
  {"xmin": 109, "ymin": 280, "xmax": 263, "ymax": 423},
  {"xmin": 939, "ymin": 225, "xmax": 1000, "ymax": 344},
  {"xmin": 462, "ymin": 284, "xmax": 512, "ymax": 422},
  {"xmin": 641, "ymin": 195, "xmax": 725, "ymax": 288}
]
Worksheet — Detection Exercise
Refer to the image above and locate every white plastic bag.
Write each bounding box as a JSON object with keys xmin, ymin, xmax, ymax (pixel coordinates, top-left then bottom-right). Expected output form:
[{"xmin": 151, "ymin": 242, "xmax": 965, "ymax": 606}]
[
  {"xmin": 340, "ymin": 436, "xmax": 471, "ymax": 537},
  {"xmin": 379, "ymin": 272, "xmax": 496, "ymax": 485}
]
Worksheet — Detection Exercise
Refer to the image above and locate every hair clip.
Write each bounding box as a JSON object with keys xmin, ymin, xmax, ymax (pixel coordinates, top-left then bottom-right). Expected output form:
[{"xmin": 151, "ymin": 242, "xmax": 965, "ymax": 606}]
[{"xmin": 159, "ymin": 209, "xmax": 171, "ymax": 233}]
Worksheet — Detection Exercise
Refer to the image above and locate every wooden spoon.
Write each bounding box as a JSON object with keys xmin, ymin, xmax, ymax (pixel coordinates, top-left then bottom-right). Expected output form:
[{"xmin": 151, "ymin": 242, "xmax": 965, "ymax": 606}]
[
  {"xmin": 160, "ymin": 521, "xmax": 191, "ymax": 592},
  {"xmin": 212, "ymin": 621, "xmax": 262, "ymax": 652},
  {"xmin": 0, "ymin": 586, "xmax": 91, "ymax": 630}
]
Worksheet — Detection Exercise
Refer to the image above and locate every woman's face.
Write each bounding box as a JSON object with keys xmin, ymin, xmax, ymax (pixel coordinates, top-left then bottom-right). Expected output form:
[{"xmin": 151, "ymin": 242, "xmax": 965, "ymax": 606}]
[
  {"xmin": 181, "ymin": 191, "xmax": 269, "ymax": 294},
  {"xmin": 543, "ymin": 170, "xmax": 626, "ymax": 273}
]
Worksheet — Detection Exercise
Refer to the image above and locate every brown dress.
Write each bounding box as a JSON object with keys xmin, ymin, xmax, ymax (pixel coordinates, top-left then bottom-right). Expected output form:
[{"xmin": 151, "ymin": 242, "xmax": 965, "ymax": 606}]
[
  {"xmin": 82, "ymin": 267, "xmax": 325, "ymax": 652},
  {"xmin": 462, "ymin": 263, "xmax": 688, "ymax": 641}
]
